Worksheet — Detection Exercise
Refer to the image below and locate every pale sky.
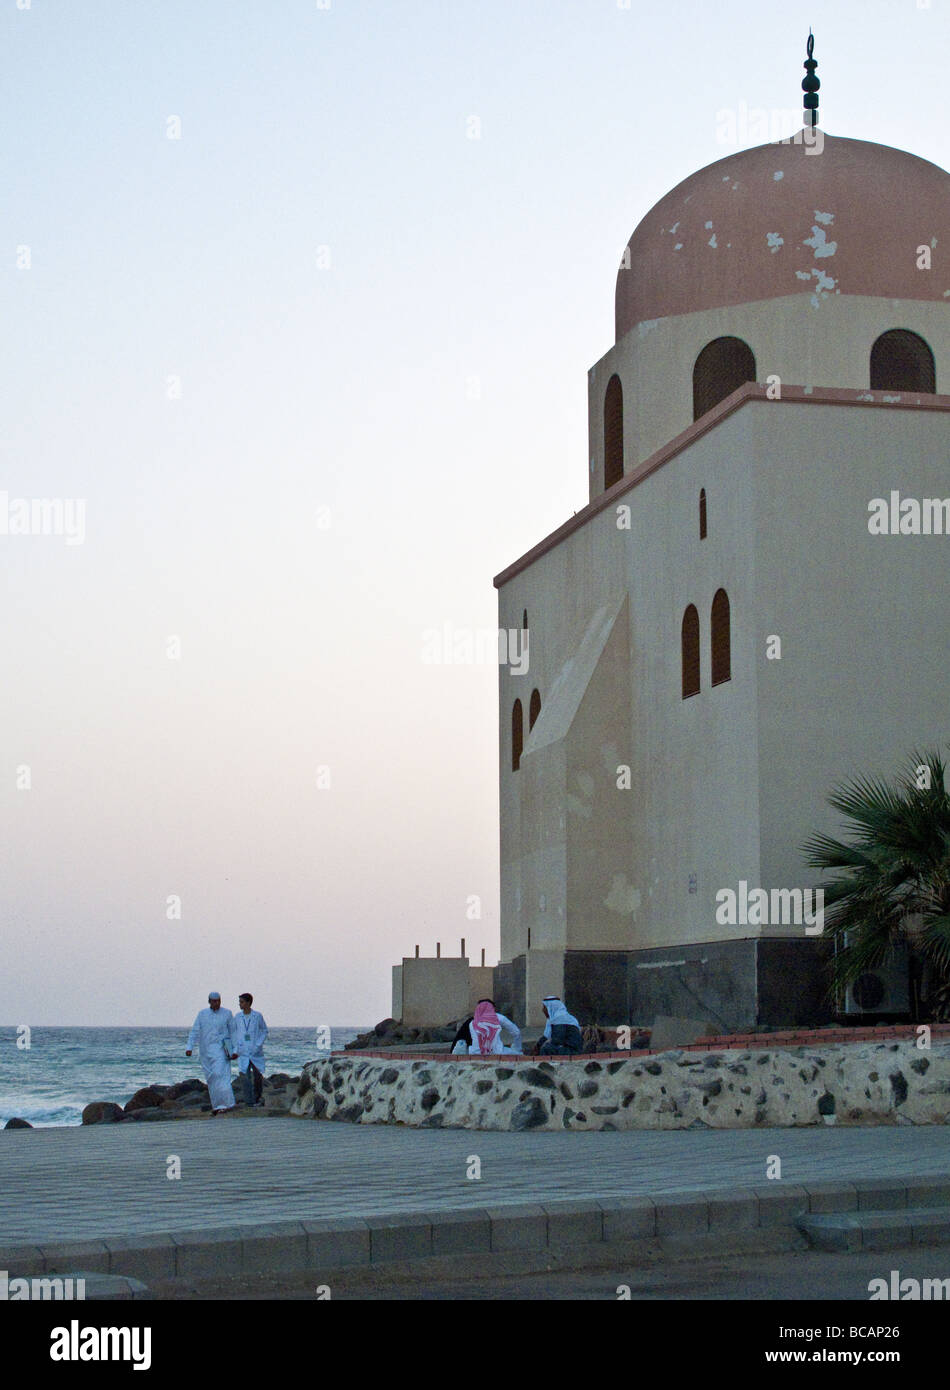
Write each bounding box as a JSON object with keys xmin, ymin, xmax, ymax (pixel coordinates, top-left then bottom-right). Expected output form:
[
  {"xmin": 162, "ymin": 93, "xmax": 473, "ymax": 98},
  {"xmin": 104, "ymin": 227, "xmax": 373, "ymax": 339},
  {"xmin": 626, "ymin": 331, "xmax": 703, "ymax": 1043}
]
[{"xmin": 2, "ymin": 0, "xmax": 947, "ymax": 1025}]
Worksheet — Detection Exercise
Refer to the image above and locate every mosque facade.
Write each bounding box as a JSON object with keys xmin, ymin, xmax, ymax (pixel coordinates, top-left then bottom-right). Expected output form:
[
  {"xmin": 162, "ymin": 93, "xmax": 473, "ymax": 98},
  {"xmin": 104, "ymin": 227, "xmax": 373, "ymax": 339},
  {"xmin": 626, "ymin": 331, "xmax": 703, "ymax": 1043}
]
[{"xmin": 492, "ymin": 76, "xmax": 950, "ymax": 1030}]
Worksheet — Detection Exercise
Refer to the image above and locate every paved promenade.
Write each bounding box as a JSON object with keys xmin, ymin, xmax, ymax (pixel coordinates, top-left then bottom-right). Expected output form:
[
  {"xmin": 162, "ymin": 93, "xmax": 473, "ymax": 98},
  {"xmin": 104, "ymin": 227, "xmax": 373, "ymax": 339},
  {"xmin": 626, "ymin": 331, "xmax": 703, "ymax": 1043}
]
[{"xmin": 2, "ymin": 1118, "xmax": 949, "ymax": 1245}]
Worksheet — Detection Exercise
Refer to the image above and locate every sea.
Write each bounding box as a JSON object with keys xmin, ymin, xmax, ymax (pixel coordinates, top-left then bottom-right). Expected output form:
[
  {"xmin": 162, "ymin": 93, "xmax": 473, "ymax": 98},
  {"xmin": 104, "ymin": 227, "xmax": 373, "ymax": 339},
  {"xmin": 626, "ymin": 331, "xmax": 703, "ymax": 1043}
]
[{"xmin": 0, "ymin": 1026, "xmax": 367, "ymax": 1128}]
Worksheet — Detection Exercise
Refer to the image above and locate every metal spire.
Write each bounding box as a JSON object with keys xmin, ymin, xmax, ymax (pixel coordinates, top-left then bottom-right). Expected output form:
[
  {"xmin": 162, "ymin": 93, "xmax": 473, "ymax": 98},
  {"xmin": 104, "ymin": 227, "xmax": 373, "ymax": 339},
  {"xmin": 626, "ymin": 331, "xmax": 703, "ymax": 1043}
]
[{"xmin": 802, "ymin": 30, "xmax": 820, "ymax": 128}]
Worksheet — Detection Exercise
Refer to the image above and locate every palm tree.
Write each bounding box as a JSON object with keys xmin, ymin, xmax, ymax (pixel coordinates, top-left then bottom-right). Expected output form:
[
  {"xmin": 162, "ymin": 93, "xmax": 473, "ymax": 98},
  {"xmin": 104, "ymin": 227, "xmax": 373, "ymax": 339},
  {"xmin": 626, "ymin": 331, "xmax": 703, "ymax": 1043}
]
[{"xmin": 803, "ymin": 749, "xmax": 950, "ymax": 1020}]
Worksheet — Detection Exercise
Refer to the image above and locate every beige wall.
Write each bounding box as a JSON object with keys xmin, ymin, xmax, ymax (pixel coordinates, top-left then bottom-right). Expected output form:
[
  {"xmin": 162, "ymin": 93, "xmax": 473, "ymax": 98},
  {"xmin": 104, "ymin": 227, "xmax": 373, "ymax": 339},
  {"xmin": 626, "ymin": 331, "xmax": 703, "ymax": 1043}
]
[
  {"xmin": 749, "ymin": 402, "xmax": 950, "ymax": 904},
  {"xmin": 587, "ymin": 294, "xmax": 950, "ymax": 502},
  {"xmin": 498, "ymin": 393, "xmax": 950, "ymax": 979},
  {"xmin": 467, "ymin": 966, "xmax": 495, "ymax": 1010},
  {"xmin": 399, "ymin": 957, "xmax": 471, "ymax": 1027}
]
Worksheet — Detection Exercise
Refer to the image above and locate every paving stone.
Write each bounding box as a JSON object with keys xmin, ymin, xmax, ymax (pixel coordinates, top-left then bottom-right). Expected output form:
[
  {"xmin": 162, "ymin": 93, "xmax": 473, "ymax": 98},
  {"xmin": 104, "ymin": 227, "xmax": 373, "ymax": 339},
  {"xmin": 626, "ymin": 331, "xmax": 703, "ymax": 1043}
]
[{"xmin": 906, "ymin": 1178, "xmax": 950, "ymax": 1208}]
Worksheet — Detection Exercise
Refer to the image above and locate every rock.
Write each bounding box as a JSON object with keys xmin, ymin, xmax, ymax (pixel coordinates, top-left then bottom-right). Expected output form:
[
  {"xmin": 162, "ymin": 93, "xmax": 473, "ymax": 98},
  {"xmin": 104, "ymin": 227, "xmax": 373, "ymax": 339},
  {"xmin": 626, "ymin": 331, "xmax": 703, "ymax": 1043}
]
[
  {"xmin": 122, "ymin": 1107, "xmax": 173, "ymax": 1122},
  {"xmin": 82, "ymin": 1102, "xmax": 124, "ymax": 1125},
  {"xmin": 123, "ymin": 1087, "xmax": 167, "ymax": 1114},
  {"xmin": 817, "ymin": 1091, "xmax": 836, "ymax": 1116},
  {"xmin": 890, "ymin": 1071, "xmax": 908, "ymax": 1106},
  {"xmin": 374, "ymin": 1018, "xmax": 399, "ymax": 1038},
  {"xmin": 4, "ymin": 1118, "xmax": 32, "ymax": 1129},
  {"xmin": 518, "ymin": 1067, "xmax": 556, "ymax": 1090},
  {"xmin": 510, "ymin": 1097, "xmax": 548, "ymax": 1130},
  {"xmin": 420, "ymin": 1087, "xmax": 440, "ymax": 1111},
  {"xmin": 166, "ymin": 1079, "xmax": 206, "ymax": 1101}
]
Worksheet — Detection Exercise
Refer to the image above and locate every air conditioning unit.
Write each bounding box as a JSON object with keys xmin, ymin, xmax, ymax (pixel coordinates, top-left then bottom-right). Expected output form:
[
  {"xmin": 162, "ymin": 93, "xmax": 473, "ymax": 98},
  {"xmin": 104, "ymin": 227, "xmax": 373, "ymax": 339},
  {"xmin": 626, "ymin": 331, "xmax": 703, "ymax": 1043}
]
[{"xmin": 839, "ymin": 936, "xmax": 910, "ymax": 1016}]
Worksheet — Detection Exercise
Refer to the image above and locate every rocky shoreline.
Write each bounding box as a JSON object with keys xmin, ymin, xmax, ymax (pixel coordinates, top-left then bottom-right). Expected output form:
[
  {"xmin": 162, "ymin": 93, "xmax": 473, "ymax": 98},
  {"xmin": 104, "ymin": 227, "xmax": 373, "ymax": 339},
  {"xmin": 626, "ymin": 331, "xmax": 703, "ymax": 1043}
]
[{"xmin": 3, "ymin": 1072, "xmax": 303, "ymax": 1129}]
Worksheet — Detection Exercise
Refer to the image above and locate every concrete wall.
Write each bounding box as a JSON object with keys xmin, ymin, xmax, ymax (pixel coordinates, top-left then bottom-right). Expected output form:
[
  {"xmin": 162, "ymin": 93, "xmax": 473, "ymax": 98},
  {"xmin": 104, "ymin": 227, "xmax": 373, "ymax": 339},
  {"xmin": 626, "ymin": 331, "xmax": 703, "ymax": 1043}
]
[
  {"xmin": 587, "ymin": 294, "xmax": 950, "ymax": 502},
  {"xmin": 399, "ymin": 958, "xmax": 471, "ymax": 1028},
  {"xmin": 750, "ymin": 402, "xmax": 950, "ymax": 904}
]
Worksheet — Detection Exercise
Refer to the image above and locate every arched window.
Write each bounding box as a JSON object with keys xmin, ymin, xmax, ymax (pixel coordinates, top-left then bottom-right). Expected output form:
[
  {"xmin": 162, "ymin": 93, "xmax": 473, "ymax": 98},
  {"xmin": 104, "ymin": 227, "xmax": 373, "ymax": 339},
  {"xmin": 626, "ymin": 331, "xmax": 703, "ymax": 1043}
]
[
  {"xmin": 529, "ymin": 688, "xmax": 541, "ymax": 730},
  {"xmin": 699, "ymin": 488, "xmax": 707, "ymax": 540},
  {"xmin": 693, "ymin": 338, "xmax": 756, "ymax": 421},
  {"xmin": 711, "ymin": 589, "xmax": 731, "ymax": 686},
  {"xmin": 512, "ymin": 700, "xmax": 523, "ymax": 771},
  {"xmin": 604, "ymin": 374, "xmax": 624, "ymax": 490},
  {"xmin": 681, "ymin": 606, "xmax": 700, "ymax": 699},
  {"xmin": 870, "ymin": 330, "xmax": 936, "ymax": 393}
]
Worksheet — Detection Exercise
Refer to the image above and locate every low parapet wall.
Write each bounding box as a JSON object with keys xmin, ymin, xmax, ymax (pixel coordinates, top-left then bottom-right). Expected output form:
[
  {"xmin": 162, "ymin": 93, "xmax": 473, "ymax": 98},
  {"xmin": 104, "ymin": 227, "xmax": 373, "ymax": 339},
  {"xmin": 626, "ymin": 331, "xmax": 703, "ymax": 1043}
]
[{"xmin": 290, "ymin": 1040, "xmax": 950, "ymax": 1132}]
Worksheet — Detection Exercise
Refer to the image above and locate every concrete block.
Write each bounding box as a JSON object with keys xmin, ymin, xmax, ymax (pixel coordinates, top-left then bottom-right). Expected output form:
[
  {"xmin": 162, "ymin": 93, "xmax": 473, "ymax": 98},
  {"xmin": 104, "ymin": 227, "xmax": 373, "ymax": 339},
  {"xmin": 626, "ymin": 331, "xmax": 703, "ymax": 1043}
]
[
  {"xmin": 302, "ymin": 1218, "xmax": 370, "ymax": 1269},
  {"xmin": 852, "ymin": 1179, "xmax": 908, "ymax": 1211},
  {"xmin": 237, "ymin": 1221, "xmax": 308, "ymax": 1274},
  {"xmin": 706, "ymin": 1192, "xmax": 758, "ymax": 1231},
  {"xmin": 859, "ymin": 1214, "xmax": 912, "ymax": 1252},
  {"xmin": 105, "ymin": 1235, "xmax": 176, "ymax": 1281},
  {"xmin": 655, "ymin": 1194, "xmax": 709, "ymax": 1236},
  {"xmin": 649, "ymin": 1016, "xmax": 716, "ymax": 1051},
  {"xmin": 754, "ymin": 1185, "xmax": 809, "ymax": 1227},
  {"xmin": 170, "ymin": 1230, "xmax": 243, "ymax": 1278},
  {"xmin": 906, "ymin": 1179, "xmax": 950, "ymax": 1208},
  {"xmin": 39, "ymin": 1241, "xmax": 111, "ymax": 1275},
  {"xmin": 367, "ymin": 1213, "xmax": 432, "ymax": 1263},
  {"xmin": 0, "ymin": 1246, "xmax": 45, "ymax": 1277},
  {"xmin": 600, "ymin": 1199, "xmax": 656, "ymax": 1242},
  {"xmin": 70, "ymin": 1273, "xmax": 152, "ymax": 1301},
  {"xmin": 429, "ymin": 1210, "xmax": 491, "ymax": 1257},
  {"xmin": 910, "ymin": 1211, "xmax": 950, "ymax": 1246},
  {"xmin": 488, "ymin": 1204, "xmax": 547, "ymax": 1252},
  {"xmin": 804, "ymin": 1182, "xmax": 858, "ymax": 1213},
  {"xmin": 543, "ymin": 1200, "xmax": 604, "ymax": 1248},
  {"xmin": 796, "ymin": 1215, "xmax": 862, "ymax": 1254}
]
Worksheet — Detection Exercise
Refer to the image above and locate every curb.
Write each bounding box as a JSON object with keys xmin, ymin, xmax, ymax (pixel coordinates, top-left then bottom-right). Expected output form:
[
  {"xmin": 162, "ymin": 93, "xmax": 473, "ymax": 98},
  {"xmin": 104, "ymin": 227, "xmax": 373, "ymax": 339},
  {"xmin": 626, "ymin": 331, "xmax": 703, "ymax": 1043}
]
[{"xmin": 4, "ymin": 1175, "xmax": 950, "ymax": 1285}]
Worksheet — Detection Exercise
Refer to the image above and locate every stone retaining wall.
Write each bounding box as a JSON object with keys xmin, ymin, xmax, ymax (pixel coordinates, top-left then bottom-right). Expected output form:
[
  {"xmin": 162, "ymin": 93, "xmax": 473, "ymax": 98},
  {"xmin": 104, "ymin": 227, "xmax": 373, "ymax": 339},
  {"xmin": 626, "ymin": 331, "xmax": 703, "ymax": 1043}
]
[{"xmin": 290, "ymin": 1041, "xmax": 950, "ymax": 1131}]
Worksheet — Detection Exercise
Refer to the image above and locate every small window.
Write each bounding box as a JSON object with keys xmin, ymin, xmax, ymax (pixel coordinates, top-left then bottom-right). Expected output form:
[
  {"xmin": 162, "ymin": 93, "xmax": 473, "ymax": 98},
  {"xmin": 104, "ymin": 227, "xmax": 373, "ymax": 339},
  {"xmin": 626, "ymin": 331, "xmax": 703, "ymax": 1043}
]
[
  {"xmin": 870, "ymin": 330, "xmax": 935, "ymax": 393},
  {"xmin": 522, "ymin": 609, "xmax": 528, "ymax": 630},
  {"xmin": 604, "ymin": 374, "xmax": 624, "ymax": 490},
  {"xmin": 681, "ymin": 606, "xmax": 700, "ymax": 699},
  {"xmin": 693, "ymin": 338, "xmax": 756, "ymax": 421},
  {"xmin": 529, "ymin": 688, "xmax": 541, "ymax": 730},
  {"xmin": 699, "ymin": 488, "xmax": 707, "ymax": 540},
  {"xmin": 711, "ymin": 589, "xmax": 731, "ymax": 686},
  {"xmin": 512, "ymin": 700, "xmax": 523, "ymax": 771}
]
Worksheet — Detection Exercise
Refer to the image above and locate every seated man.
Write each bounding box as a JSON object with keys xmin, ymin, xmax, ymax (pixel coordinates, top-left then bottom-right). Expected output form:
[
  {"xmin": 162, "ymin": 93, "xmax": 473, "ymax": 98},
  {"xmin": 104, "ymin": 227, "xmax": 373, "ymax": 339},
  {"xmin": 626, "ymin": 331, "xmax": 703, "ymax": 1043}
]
[
  {"xmin": 537, "ymin": 996, "xmax": 583, "ymax": 1055},
  {"xmin": 458, "ymin": 1000, "xmax": 523, "ymax": 1055}
]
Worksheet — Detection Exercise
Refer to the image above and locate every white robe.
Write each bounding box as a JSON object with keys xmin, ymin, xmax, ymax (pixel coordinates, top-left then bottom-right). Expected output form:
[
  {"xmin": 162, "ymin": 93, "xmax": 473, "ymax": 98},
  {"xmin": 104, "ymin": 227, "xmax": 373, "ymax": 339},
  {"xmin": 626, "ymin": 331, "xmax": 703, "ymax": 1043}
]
[
  {"xmin": 187, "ymin": 1007, "xmax": 236, "ymax": 1110},
  {"xmin": 230, "ymin": 1009, "xmax": 267, "ymax": 1074}
]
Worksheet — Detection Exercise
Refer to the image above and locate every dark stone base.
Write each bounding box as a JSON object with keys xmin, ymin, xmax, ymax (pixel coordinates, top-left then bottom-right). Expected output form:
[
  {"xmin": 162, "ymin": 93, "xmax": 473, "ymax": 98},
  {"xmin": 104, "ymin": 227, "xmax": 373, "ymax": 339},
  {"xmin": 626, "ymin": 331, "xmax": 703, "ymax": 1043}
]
[{"xmin": 496, "ymin": 939, "xmax": 834, "ymax": 1032}]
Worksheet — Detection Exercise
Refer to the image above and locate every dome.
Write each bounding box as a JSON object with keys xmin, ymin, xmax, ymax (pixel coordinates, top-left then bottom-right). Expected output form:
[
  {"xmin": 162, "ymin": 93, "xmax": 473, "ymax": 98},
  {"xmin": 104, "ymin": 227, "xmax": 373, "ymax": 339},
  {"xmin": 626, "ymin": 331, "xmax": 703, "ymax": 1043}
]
[{"xmin": 615, "ymin": 133, "xmax": 950, "ymax": 342}]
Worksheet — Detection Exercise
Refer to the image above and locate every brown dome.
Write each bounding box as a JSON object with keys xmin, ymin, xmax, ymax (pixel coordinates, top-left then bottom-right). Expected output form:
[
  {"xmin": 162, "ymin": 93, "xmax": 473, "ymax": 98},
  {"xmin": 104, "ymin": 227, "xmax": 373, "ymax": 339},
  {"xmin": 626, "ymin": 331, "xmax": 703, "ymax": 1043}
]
[{"xmin": 615, "ymin": 132, "xmax": 950, "ymax": 341}]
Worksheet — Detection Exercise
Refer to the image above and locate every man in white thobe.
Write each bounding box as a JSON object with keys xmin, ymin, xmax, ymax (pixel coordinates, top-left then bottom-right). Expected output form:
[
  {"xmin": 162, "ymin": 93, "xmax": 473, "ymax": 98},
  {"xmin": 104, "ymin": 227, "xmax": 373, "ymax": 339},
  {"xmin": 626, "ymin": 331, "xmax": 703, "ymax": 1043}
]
[
  {"xmin": 185, "ymin": 992, "xmax": 236, "ymax": 1114},
  {"xmin": 230, "ymin": 992, "xmax": 268, "ymax": 1107}
]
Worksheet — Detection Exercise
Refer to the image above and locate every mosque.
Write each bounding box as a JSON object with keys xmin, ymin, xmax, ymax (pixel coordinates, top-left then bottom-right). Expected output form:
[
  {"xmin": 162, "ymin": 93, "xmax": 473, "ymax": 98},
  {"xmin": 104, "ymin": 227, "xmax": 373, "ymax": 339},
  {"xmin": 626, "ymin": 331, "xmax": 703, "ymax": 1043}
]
[{"xmin": 488, "ymin": 39, "xmax": 950, "ymax": 1032}]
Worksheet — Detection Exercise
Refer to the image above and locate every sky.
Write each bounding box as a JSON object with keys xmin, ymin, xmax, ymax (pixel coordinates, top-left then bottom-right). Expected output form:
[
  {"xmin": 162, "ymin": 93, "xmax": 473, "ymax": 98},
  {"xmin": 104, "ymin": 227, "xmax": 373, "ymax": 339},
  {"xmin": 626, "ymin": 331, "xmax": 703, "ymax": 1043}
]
[{"xmin": 2, "ymin": 0, "xmax": 948, "ymax": 1026}]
